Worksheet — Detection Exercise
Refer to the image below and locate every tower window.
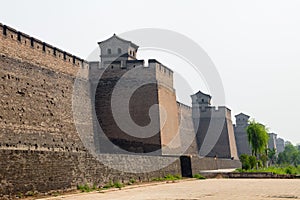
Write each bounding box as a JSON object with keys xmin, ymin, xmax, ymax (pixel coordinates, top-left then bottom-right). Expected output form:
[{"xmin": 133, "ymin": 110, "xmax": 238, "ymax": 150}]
[
  {"xmin": 107, "ymin": 49, "xmax": 112, "ymax": 54},
  {"xmin": 118, "ymin": 48, "xmax": 122, "ymax": 54}
]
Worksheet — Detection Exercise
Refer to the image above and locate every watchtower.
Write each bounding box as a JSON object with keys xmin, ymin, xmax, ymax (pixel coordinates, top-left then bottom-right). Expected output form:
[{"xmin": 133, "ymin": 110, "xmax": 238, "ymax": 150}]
[
  {"xmin": 268, "ymin": 133, "xmax": 277, "ymax": 151},
  {"xmin": 233, "ymin": 113, "xmax": 252, "ymax": 156},
  {"xmin": 98, "ymin": 34, "xmax": 138, "ymax": 68},
  {"xmin": 93, "ymin": 34, "xmax": 180, "ymax": 155},
  {"xmin": 191, "ymin": 91, "xmax": 238, "ymax": 159}
]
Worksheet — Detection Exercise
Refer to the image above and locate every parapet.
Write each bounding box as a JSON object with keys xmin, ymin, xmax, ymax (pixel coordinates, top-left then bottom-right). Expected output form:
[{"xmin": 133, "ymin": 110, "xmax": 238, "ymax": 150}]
[
  {"xmin": 149, "ymin": 59, "xmax": 174, "ymax": 90},
  {"xmin": 198, "ymin": 106, "xmax": 232, "ymax": 119},
  {"xmin": 177, "ymin": 102, "xmax": 192, "ymax": 110},
  {"xmin": 0, "ymin": 23, "xmax": 89, "ymax": 77},
  {"xmin": 96, "ymin": 58, "xmax": 175, "ymax": 90}
]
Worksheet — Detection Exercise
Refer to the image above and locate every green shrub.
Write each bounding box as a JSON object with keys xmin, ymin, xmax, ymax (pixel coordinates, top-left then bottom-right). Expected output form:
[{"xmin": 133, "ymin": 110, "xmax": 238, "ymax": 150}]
[
  {"xmin": 103, "ymin": 181, "xmax": 114, "ymax": 189},
  {"xmin": 249, "ymin": 156, "xmax": 257, "ymax": 169},
  {"xmin": 129, "ymin": 178, "xmax": 136, "ymax": 184},
  {"xmin": 152, "ymin": 177, "xmax": 163, "ymax": 181},
  {"xmin": 152, "ymin": 174, "xmax": 182, "ymax": 182},
  {"xmin": 102, "ymin": 181, "xmax": 124, "ymax": 189},
  {"xmin": 173, "ymin": 174, "xmax": 182, "ymax": 180},
  {"xmin": 114, "ymin": 182, "xmax": 124, "ymax": 189},
  {"xmin": 240, "ymin": 154, "xmax": 251, "ymax": 170},
  {"xmin": 285, "ymin": 166, "xmax": 297, "ymax": 175},
  {"xmin": 16, "ymin": 192, "xmax": 23, "ymax": 198},
  {"xmin": 127, "ymin": 178, "xmax": 136, "ymax": 185},
  {"xmin": 164, "ymin": 174, "xmax": 181, "ymax": 181},
  {"xmin": 25, "ymin": 191, "xmax": 34, "ymax": 196},
  {"xmin": 92, "ymin": 184, "xmax": 97, "ymax": 190},
  {"xmin": 257, "ymin": 160, "xmax": 263, "ymax": 168},
  {"xmin": 235, "ymin": 165, "xmax": 300, "ymax": 175},
  {"xmin": 77, "ymin": 184, "xmax": 92, "ymax": 192},
  {"xmin": 193, "ymin": 174, "xmax": 206, "ymax": 179}
]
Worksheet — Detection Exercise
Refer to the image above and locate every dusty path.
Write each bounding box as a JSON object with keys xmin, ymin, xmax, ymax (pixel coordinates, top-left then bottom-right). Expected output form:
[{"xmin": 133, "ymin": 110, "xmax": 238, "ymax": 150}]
[{"xmin": 40, "ymin": 179, "xmax": 300, "ymax": 200}]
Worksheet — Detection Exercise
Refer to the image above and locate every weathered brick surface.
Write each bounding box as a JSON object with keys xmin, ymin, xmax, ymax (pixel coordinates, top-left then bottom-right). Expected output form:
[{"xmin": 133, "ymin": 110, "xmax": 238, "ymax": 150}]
[
  {"xmin": 93, "ymin": 64, "xmax": 162, "ymax": 154},
  {"xmin": 177, "ymin": 103, "xmax": 198, "ymax": 155},
  {"xmin": 158, "ymin": 83, "xmax": 180, "ymax": 152},
  {"xmin": 0, "ymin": 56, "xmax": 84, "ymax": 152},
  {"xmin": 0, "ymin": 24, "xmax": 181, "ymax": 198},
  {"xmin": 0, "ymin": 149, "xmax": 181, "ymax": 199},
  {"xmin": 0, "ymin": 23, "xmax": 241, "ymax": 199},
  {"xmin": 191, "ymin": 91, "xmax": 239, "ymax": 160},
  {"xmin": 194, "ymin": 107, "xmax": 239, "ymax": 159},
  {"xmin": 0, "ymin": 24, "xmax": 88, "ymax": 77}
]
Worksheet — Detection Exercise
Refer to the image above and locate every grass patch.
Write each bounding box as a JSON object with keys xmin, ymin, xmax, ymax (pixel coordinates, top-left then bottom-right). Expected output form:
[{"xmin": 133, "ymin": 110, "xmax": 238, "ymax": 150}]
[
  {"xmin": 152, "ymin": 174, "xmax": 182, "ymax": 182},
  {"xmin": 113, "ymin": 182, "xmax": 124, "ymax": 188},
  {"xmin": 235, "ymin": 165, "xmax": 300, "ymax": 175},
  {"xmin": 102, "ymin": 181, "xmax": 124, "ymax": 190},
  {"xmin": 127, "ymin": 178, "xmax": 136, "ymax": 185},
  {"xmin": 77, "ymin": 184, "xmax": 94, "ymax": 192},
  {"xmin": 193, "ymin": 174, "xmax": 206, "ymax": 179},
  {"xmin": 102, "ymin": 181, "xmax": 114, "ymax": 189}
]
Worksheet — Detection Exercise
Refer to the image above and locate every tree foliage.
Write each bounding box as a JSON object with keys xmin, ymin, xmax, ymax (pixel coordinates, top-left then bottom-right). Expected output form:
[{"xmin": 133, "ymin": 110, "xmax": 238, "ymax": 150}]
[
  {"xmin": 267, "ymin": 148, "xmax": 277, "ymax": 166},
  {"xmin": 246, "ymin": 120, "xmax": 269, "ymax": 157},
  {"xmin": 239, "ymin": 154, "xmax": 257, "ymax": 170},
  {"xmin": 277, "ymin": 144, "xmax": 300, "ymax": 166},
  {"xmin": 239, "ymin": 154, "xmax": 251, "ymax": 170},
  {"xmin": 249, "ymin": 155, "xmax": 257, "ymax": 169}
]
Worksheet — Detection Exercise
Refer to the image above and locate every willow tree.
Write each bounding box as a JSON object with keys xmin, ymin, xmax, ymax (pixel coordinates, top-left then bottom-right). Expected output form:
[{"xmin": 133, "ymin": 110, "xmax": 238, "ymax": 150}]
[{"xmin": 246, "ymin": 120, "xmax": 269, "ymax": 158}]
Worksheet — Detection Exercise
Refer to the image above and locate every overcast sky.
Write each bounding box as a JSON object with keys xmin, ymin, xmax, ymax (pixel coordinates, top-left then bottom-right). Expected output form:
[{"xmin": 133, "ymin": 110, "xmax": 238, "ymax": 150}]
[{"xmin": 1, "ymin": 0, "xmax": 300, "ymax": 144}]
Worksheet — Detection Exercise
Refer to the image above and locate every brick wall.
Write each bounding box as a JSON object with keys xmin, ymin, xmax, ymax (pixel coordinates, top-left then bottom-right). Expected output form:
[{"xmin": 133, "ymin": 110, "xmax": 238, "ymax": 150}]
[
  {"xmin": 0, "ymin": 24, "xmax": 181, "ymax": 198},
  {"xmin": 0, "ymin": 23, "xmax": 88, "ymax": 77},
  {"xmin": 0, "ymin": 149, "xmax": 181, "ymax": 198},
  {"xmin": 0, "ymin": 23, "xmax": 242, "ymax": 198},
  {"xmin": 177, "ymin": 103, "xmax": 198, "ymax": 155}
]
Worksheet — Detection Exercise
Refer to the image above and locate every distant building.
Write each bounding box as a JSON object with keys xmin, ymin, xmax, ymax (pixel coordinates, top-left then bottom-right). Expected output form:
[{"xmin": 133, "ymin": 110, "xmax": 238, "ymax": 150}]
[
  {"xmin": 276, "ymin": 137, "xmax": 285, "ymax": 153},
  {"xmin": 268, "ymin": 133, "xmax": 277, "ymax": 151},
  {"xmin": 233, "ymin": 113, "xmax": 252, "ymax": 156}
]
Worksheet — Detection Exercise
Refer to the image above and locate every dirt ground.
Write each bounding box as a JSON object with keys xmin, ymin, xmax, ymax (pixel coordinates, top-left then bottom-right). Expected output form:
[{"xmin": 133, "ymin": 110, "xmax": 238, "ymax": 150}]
[{"xmin": 38, "ymin": 179, "xmax": 300, "ymax": 200}]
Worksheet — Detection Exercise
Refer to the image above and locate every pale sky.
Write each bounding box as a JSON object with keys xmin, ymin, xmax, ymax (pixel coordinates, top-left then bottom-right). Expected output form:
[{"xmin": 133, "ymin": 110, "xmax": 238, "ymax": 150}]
[{"xmin": 1, "ymin": 0, "xmax": 300, "ymax": 144}]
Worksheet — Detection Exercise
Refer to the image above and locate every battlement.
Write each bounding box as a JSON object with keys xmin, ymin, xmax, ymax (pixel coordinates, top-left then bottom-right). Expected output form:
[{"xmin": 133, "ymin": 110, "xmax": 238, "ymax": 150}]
[
  {"xmin": 197, "ymin": 106, "xmax": 232, "ymax": 119},
  {"xmin": 0, "ymin": 23, "xmax": 89, "ymax": 77},
  {"xmin": 149, "ymin": 59, "xmax": 174, "ymax": 90},
  {"xmin": 94, "ymin": 58, "xmax": 174, "ymax": 90},
  {"xmin": 101, "ymin": 59, "xmax": 145, "ymax": 70},
  {"xmin": 177, "ymin": 102, "xmax": 192, "ymax": 110}
]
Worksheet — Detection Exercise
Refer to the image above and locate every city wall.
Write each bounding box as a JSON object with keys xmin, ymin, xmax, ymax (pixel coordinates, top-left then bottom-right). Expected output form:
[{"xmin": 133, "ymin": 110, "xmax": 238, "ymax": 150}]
[
  {"xmin": 0, "ymin": 24, "xmax": 181, "ymax": 198},
  {"xmin": 0, "ymin": 23, "xmax": 241, "ymax": 198}
]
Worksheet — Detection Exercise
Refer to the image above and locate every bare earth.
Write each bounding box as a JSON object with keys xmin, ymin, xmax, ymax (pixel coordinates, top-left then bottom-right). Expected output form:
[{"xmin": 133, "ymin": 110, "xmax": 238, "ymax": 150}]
[{"xmin": 40, "ymin": 179, "xmax": 300, "ymax": 200}]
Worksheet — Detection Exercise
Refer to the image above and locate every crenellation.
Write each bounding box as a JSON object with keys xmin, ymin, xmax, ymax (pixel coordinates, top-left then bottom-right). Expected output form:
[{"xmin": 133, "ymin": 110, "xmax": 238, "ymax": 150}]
[
  {"xmin": 0, "ymin": 23, "xmax": 87, "ymax": 76},
  {"xmin": 196, "ymin": 106, "xmax": 232, "ymax": 120},
  {"xmin": 177, "ymin": 102, "xmax": 192, "ymax": 110},
  {"xmin": 147, "ymin": 59, "xmax": 174, "ymax": 90}
]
